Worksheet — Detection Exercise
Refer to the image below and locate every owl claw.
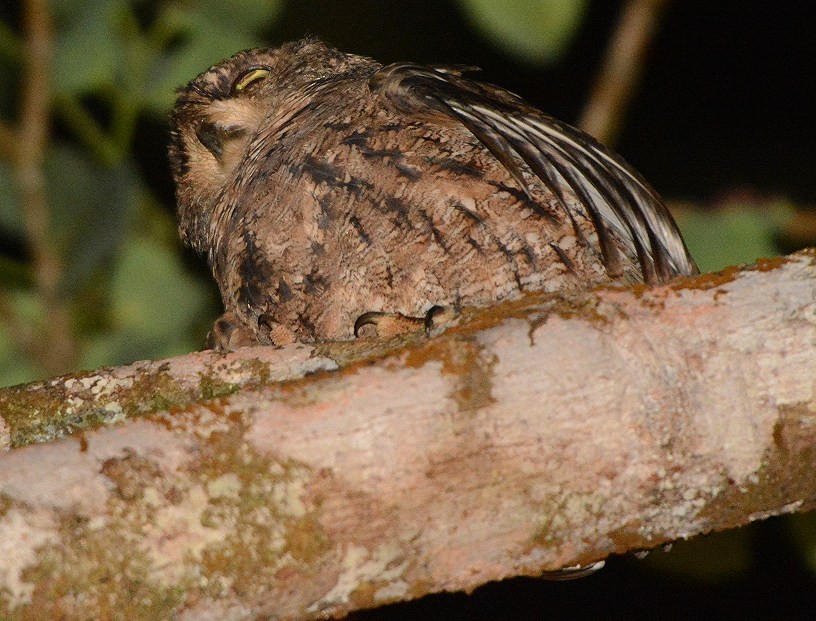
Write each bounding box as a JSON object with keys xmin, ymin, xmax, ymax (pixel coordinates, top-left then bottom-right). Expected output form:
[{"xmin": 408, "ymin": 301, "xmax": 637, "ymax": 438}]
[
  {"xmin": 424, "ymin": 305, "xmax": 460, "ymax": 335},
  {"xmin": 257, "ymin": 312, "xmax": 297, "ymax": 346},
  {"xmin": 539, "ymin": 560, "xmax": 606, "ymax": 581},
  {"xmin": 203, "ymin": 311, "xmax": 298, "ymax": 350},
  {"xmin": 353, "ymin": 307, "xmax": 460, "ymax": 339},
  {"xmin": 205, "ymin": 312, "xmax": 257, "ymax": 351},
  {"xmin": 353, "ymin": 311, "xmax": 424, "ymax": 338},
  {"xmin": 353, "ymin": 312, "xmax": 380, "ymax": 338}
]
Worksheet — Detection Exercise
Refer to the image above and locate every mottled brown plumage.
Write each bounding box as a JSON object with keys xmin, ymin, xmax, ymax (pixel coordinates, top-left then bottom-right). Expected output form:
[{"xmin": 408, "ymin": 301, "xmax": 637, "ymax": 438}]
[{"xmin": 169, "ymin": 38, "xmax": 696, "ymax": 349}]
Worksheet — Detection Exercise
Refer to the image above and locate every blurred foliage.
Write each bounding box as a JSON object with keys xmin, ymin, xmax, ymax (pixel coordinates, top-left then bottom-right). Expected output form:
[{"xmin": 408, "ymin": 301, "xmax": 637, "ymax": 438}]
[
  {"xmin": 673, "ymin": 198, "xmax": 794, "ymax": 273},
  {"xmin": 454, "ymin": 0, "xmax": 588, "ymax": 63},
  {"xmin": 789, "ymin": 512, "xmax": 816, "ymax": 575},
  {"xmin": 642, "ymin": 527, "xmax": 756, "ymax": 583},
  {"xmin": 0, "ymin": 2, "xmax": 803, "ymax": 389},
  {"xmin": 0, "ymin": 0, "xmax": 282, "ymax": 386},
  {"xmin": 79, "ymin": 201, "xmax": 212, "ymax": 370}
]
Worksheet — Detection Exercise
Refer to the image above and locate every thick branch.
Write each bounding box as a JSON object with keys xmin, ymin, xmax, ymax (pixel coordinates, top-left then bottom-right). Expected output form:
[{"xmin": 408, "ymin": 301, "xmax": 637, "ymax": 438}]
[{"xmin": 1, "ymin": 251, "xmax": 816, "ymax": 620}]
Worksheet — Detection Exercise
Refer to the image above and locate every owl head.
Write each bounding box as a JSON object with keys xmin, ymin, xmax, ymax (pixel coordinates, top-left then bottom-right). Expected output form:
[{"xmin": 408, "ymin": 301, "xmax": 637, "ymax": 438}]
[{"xmin": 168, "ymin": 38, "xmax": 372, "ymax": 257}]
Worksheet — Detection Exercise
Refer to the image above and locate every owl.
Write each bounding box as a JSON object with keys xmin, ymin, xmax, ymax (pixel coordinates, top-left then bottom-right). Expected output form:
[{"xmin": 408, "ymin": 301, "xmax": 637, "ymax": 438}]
[{"xmin": 169, "ymin": 38, "xmax": 697, "ymax": 349}]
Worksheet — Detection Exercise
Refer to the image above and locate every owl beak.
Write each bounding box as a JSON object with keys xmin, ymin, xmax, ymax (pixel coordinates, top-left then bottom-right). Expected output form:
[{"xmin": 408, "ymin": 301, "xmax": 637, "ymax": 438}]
[
  {"xmin": 194, "ymin": 122, "xmax": 248, "ymax": 161},
  {"xmin": 195, "ymin": 121, "xmax": 225, "ymax": 159}
]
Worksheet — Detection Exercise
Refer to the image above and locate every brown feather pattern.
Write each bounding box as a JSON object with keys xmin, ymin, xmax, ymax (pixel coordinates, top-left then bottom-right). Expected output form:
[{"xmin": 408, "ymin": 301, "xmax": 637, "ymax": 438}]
[{"xmin": 169, "ymin": 38, "xmax": 697, "ymax": 347}]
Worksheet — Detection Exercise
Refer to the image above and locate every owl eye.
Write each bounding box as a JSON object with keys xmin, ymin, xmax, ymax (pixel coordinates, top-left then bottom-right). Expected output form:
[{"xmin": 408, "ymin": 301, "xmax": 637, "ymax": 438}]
[{"xmin": 231, "ymin": 66, "xmax": 271, "ymax": 94}]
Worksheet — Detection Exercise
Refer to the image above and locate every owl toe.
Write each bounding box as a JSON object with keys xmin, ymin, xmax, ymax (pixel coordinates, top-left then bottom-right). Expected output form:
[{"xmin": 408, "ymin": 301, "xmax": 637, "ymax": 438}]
[
  {"xmin": 257, "ymin": 313, "xmax": 297, "ymax": 346},
  {"xmin": 205, "ymin": 312, "xmax": 257, "ymax": 351},
  {"xmin": 424, "ymin": 305, "xmax": 460, "ymax": 336},
  {"xmin": 353, "ymin": 311, "xmax": 425, "ymax": 339}
]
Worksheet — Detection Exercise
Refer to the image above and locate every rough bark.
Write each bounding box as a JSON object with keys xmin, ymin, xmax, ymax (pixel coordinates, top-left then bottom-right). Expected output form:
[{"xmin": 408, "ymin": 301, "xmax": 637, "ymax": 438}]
[{"xmin": 1, "ymin": 250, "xmax": 816, "ymax": 621}]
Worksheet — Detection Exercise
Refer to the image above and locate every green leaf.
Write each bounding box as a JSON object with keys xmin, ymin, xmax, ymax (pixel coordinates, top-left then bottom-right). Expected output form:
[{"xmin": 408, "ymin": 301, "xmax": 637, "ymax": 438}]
[
  {"xmin": 194, "ymin": 0, "xmax": 284, "ymax": 34},
  {"xmin": 0, "ymin": 291, "xmax": 44, "ymax": 388},
  {"xmin": 51, "ymin": 0, "xmax": 128, "ymax": 95},
  {"xmin": 80, "ymin": 234, "xmax": 212, "ymax": 368},
  {"xmin": 0, "ymin": 254, "xmax": 30, "ymax": 290},
  {"xmin": 454, "ymin": 0, "xmax": 588, "ymax": 64},
  {"xmin": 674, "ymin": 201, "xmax": 793, "ymax": 273},
  {"xmin": 142, "ymin": 0, "xmax": 283, "ymax": 112},
  {"xmin": 0, "ymin": 19, "xmax": 22, "ymax": 64},
  {"xmin": 0, "ymin": 332, "xmax": 39, "ymax": 388},
  {"xmin": 142, "ymin": 21, "xmax": 257, "ymax": 112},
  {"xmin": 49, "ymin": 0, "xmax": 98, "ymax": 22},
  {"xmin": 44, "ymin": 145, "xmax": 140, "ymax": 296}
]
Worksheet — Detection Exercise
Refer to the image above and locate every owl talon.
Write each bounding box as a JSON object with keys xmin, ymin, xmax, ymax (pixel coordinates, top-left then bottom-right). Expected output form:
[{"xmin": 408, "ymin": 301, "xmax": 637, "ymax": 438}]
[
  {"xmin": 205, "ymin": 312, "xmax": 257, "ymax": 351},
  {"xmin": 257, "ymin": 312, "xmax": 276, "ymax": 346},
  {"xmin": 257, "ymin": 312, "xmax": 297, "ymax": 346},
  {"xmin": 354, "ymin": 311, "xmax": 424, "ymax": 338},
  {"xmin": 424, "ymin": 305, "xmax": 460, "ymax": 335},
  {"xmin": 354, "ymin": 312, "xmax": 380, "ymax": 338},
  {"xmin": 539, "ymin": 560, "xmax": 605, "ymax": 581}
]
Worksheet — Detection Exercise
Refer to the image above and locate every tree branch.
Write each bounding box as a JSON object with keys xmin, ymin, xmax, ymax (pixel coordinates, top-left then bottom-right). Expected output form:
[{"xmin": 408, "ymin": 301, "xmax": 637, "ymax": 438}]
[
  {"xmin": 578, "ymin": 0, "xmax": 670, "ymax": 144},
  {"xmin": 1, "ymin": 251, "xmax": 816, "ymax": 620},
  {"xmin": 14, "ymin": 0, "xmax": 78, "ymax": 377}
]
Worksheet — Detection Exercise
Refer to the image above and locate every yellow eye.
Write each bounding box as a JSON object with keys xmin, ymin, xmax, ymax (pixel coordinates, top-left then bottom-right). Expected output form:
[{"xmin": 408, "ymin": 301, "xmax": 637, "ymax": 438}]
[{"xmin": 231, "ymin": 67, "xmax": 271, "ymax": 94}]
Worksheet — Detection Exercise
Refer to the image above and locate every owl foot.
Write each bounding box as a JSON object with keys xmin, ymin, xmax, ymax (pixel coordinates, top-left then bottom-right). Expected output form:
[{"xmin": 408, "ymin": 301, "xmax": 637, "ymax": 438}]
[
  {"xmin": 423, "ymin": 305, "xmax": 460, "ymax": 335},
  {"xmin": 205, "ymin": 312, "xmax": 258, "ymax": 351},
  {"xmin": 257, "ymin": 312, "xmax": 297, "ymax": 346},
  {"xmin": 353, "ymin": 311, "xmax": 425, "ymax": 338},
  {"xmin": 206, "ymin": 311, "xmax": 298, "ymax": 350},
  {"xmin": 354, "ymin": 305, "xmax": 461, "ymax": 339}
]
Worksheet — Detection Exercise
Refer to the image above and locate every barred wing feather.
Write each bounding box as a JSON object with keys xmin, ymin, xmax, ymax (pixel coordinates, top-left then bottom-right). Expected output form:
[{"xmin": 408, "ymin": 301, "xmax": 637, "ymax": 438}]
[{"xmin": 370, "ymin": 63, "xmax": 697, "ymax": 283}]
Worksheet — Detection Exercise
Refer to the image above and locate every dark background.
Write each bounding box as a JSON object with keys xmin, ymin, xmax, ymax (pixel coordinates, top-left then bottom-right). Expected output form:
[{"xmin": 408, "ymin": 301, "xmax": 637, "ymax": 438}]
[
  {"xmin": 265, "ymin": 0, "xmax": 816, "ymax": 201},
  {"xmin": 135, "ymin": 0, "xmax": 816, "ymax": 210}
]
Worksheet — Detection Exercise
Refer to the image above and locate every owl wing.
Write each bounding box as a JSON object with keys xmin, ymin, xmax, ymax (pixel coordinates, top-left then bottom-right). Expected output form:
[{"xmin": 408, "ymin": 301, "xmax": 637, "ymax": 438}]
[{"xmin": 369, "ymin": 62, "xmax": 697, "ymax": 284}]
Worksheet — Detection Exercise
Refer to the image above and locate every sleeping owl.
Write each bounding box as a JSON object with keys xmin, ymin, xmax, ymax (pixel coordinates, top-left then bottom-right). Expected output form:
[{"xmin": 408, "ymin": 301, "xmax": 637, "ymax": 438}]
[{"xmin": 169, "ymin": 38, "xmax": 696, "ymax": 349}]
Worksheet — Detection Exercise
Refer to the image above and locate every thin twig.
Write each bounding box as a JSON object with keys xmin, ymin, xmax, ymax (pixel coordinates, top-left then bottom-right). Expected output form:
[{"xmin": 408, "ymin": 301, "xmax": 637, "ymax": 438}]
[
  {"xmin": 578, "ymin": 0, "xmax": 671, "ymax": 145},
  {"xmin": 16, "ymin": 0, "xmax": 77, "ymax": 376},
  {"xmin": 53, "ymin": 93, "xmax": 121, "ymax": 166}
]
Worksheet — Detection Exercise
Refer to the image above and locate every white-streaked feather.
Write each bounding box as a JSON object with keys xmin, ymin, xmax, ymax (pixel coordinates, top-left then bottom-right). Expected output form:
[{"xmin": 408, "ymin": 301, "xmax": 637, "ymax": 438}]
[{"xmin": 371, "ymin": 62, "xmax": 697, "ymax": 282}]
